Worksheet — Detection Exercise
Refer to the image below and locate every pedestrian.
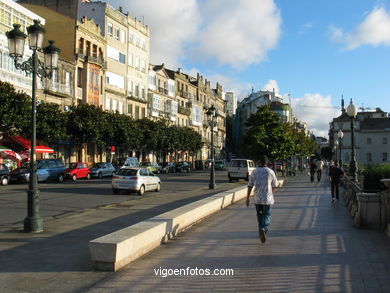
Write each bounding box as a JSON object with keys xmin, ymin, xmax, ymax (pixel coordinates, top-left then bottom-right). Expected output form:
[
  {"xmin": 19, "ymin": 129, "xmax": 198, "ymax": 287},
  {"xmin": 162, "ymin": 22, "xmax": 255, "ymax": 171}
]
[
  {"xmin": 328, "ymin": 162, "xmax": 344, "ymax": 203},
  {"xmin": 316, "ymin": 159, "xmax": 324, "ymax": 182},
  {"xmin": 246, "ymin": 155, "xmax": 278, "ymax": 243},
  {"xmin": 309, "ymin": 159, "xmax": 316, "ymax": 182}
]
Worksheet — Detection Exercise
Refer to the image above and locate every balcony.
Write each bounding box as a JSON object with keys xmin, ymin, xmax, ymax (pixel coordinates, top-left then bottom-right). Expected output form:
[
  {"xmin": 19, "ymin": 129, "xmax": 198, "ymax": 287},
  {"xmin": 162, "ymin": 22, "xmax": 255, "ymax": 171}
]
[
  {"xmin": 178, "ymin": 106, "xmax": 191, "ymax": 116},
  {"xmin": 84, "ymin": 55, "xmax": 106, "ymax": 68},
  {"xmin": 76, "ymin": 87, "xmax": 83, "ymax": 99},
  {"xmin": 45, "ymin": 80, "xmax": 73, "ymax": 98}
]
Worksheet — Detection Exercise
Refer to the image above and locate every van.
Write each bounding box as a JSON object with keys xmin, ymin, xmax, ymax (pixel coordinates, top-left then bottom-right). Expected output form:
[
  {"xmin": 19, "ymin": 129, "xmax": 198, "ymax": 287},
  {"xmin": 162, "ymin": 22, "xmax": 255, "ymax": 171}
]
[
  {"xmin": 10, "ymin": 158, "xmax": 66, "ymax": 183},
  {"xmin": 113, "ymin": 157, "xmax": 139, "ymax": 171},
  {"xmin": 228, "ymin": 159, "xmax": 256, "ymax": 182}
]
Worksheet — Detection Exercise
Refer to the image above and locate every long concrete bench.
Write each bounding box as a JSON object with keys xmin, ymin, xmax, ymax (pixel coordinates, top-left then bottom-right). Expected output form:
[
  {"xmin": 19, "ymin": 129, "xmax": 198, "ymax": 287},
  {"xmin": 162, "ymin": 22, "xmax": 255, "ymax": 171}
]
[{"xmin": 89, "ymin": 180, "xmax": 284, "ymax": 271}]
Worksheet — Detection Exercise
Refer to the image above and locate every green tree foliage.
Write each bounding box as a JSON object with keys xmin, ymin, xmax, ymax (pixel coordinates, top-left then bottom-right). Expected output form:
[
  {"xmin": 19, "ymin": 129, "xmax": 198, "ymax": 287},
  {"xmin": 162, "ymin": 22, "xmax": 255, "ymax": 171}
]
[
  {"xmin": 241, "ymin": 105, "xmax": 317, "ymax": 161},
  {"xmin": 0, "ymin": 81, "xmax": 30, "ymax": 136}
]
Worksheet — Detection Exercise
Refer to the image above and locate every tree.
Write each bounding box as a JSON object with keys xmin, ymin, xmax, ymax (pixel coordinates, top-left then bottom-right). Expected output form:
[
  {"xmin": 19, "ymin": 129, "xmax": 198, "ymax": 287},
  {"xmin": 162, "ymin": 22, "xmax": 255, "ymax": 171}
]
[{"xmin": 0, "ymin": 81, "xmax": 30, "ymax": 137}]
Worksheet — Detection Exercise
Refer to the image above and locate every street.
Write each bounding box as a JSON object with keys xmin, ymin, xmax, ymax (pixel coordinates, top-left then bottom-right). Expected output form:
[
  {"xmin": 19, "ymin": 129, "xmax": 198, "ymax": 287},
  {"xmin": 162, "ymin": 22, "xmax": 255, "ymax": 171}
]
[{"xmin": 0, "ymin": 169, "xmax": 245, "ymax": 230}]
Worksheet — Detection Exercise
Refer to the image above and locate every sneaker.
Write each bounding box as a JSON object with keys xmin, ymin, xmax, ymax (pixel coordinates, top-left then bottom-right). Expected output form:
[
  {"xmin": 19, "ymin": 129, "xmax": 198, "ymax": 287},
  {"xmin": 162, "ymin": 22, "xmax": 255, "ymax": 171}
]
[{"xmin": 259, "ymin": 229, "xmax": 267, "ymax": 243}]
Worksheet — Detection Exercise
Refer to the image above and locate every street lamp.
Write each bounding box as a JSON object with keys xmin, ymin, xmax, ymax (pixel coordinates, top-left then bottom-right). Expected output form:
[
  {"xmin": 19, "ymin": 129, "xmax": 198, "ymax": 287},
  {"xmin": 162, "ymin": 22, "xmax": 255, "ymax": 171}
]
[
  {"xmin": 337, "ymin": 129, "xmax": 343, "ymax": 168},
  {"xmin": 334, "ymin": 140, "xmax": 338, "ymax": 163},
  {"xmin": 206, "ymin": 105, "xmax": 217, "ymax": 189},
  {"xmin": 6, "ymin": 20, "xmax": 60, "ymax": 233},
  {"xmin": 346, "ymin": 99, "xmax": 358, "ymax": 182}
]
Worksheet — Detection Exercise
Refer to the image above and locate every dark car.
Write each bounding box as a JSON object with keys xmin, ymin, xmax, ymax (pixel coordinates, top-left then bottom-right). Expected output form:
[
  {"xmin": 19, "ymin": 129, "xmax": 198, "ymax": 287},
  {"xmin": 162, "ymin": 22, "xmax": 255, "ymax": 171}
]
[
  {"xmin": 161, "ymin": 162, "xmax": 176, "ymax": 173},
  {"xmin": 0, "ymin": 164, "xmax": 10, "ymax": 186},
  {"xmin": 175, "ymin": 161, "xmax": 191, "ymax": 172},
  {"xmin": 10, "ymin": 158, "xmax": 66, "ymax": 183}
]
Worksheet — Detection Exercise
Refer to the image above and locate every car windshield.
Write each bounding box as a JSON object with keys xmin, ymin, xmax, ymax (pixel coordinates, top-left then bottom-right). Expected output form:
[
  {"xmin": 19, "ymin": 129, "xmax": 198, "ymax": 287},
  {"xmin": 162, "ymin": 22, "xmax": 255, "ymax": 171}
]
[
  {"xmin": 116, "ymin": 169, "xmax": 138, "ymax": 176},
  {"xmin": 91, "ymin": 163, "xmax": 103, "ymax": 168}
]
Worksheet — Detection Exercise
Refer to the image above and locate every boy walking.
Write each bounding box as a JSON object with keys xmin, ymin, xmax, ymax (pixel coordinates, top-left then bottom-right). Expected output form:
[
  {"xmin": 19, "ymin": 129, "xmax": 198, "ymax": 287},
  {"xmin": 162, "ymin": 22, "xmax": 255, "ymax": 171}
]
[{"xmin": 246, "ymin": 155, "xmax": 278, "ymax": 243}]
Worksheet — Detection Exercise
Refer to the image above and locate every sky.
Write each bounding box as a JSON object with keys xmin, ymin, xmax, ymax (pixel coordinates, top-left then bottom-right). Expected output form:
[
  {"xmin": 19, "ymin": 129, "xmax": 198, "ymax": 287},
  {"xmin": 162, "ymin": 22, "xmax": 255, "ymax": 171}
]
[{"xmin": 108, "ymin": 0, "xmax": 390, "ymax": 138}]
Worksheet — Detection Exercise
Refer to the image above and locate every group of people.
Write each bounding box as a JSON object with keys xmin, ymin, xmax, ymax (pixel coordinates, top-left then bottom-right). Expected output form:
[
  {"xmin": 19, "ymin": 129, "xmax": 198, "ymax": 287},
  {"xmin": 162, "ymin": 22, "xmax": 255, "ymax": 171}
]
[{"xmin": 245, "ymin": 156, "xmax": 345, "ymax": 244}]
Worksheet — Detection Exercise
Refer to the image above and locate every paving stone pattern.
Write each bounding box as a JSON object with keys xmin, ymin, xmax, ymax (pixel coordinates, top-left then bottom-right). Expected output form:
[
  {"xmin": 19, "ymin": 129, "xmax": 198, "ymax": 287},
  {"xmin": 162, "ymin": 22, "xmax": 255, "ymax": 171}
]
[{"xmin": 87, "ymin": 173, "xmax": 390, "ymax": 293}]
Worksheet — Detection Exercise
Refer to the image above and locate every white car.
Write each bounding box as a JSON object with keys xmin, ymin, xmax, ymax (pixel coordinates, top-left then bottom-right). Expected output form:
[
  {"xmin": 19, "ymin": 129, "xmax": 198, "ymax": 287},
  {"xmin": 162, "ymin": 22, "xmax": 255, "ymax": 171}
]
[
  {"xmin": 112, "ymin": 167, "xmax": 161, "ymax": 195},
  {"xmin": 228, "ymin": 159, "xmax": 256, "ymax": 182}
]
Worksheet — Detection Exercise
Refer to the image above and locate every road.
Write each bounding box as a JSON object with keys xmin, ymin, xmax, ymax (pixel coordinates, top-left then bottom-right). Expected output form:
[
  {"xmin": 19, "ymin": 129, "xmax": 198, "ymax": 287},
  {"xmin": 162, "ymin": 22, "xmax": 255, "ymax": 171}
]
[{"xmin": 0, "ymin": 169, "xmax": 245, "ymax": 229}]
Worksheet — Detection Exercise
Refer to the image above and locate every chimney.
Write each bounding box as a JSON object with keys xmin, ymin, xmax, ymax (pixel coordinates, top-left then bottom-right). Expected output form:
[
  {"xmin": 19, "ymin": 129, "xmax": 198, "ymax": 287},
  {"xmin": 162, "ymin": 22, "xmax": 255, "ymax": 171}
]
[{"xmin": 177, "ymin": 68, "xmax": 181, "ymax": 73}]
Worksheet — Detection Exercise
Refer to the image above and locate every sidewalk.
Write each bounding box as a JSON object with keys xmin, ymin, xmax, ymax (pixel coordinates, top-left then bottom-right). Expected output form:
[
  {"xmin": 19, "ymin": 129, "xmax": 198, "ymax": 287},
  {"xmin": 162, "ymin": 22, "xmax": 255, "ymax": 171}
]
[{"xmin": 86, "ymin": 173, "xmax": 390, "ymax": 293}]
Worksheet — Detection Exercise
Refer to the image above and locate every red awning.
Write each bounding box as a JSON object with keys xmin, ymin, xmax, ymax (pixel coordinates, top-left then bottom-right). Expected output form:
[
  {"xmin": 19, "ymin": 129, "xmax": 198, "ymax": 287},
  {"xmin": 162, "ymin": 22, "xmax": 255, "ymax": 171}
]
[{"xmin": 10, "ymin": 136, "xmax": 54, "ymax": 154}]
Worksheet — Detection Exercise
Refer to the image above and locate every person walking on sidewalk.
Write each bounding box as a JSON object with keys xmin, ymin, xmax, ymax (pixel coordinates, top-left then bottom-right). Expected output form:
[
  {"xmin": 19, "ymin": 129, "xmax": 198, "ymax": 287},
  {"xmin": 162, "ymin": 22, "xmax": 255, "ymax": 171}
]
[
  {"xmin": 246, "ymin": 155, "xmax": 278, "ymax": 243},
  {"xmin": 309, "ymin": 159, "xmax": 316, "ymax": 182},
  {"xmin": 316, "ymin": 159, "xmax": 324, "ymax": 182},
  {"xmin": 328, "ymin": 162, "xmax": 344, "ymax": 203}
]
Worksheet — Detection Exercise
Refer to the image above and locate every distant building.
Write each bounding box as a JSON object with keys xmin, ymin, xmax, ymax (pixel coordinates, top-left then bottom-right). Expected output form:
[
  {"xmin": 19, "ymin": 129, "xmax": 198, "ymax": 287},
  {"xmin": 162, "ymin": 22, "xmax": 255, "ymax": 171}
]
[
  {"xmin": 225, "ymin": 91, "xmax": 237, "ymax": 116},
  {"xmin": 329, "ymin": 98, "xmax": 390, "ymax": 165},
  {"xmin": 233, "ymin": 89, "xmax": 290, "ymax": 148}
]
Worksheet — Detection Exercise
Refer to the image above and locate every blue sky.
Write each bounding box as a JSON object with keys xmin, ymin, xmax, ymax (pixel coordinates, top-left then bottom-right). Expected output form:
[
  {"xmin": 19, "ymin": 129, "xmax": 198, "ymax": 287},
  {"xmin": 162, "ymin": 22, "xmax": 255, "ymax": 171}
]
[{"xmin": 108, "ymin": 0, "xmax": 390, "ymax": 137}]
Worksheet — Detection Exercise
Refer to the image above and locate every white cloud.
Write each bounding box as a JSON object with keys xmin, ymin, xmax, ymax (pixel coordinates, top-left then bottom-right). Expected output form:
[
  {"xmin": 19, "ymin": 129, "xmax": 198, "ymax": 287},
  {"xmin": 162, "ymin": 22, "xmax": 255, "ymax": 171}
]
[
  {"xmin": 262, "ymin": 80, "xmax": 281, "ymax": 96},
  {"xmin": 291, "ymin": 94, "xmax": 340, "ymax": 138},
  {"xmin": 195, "ymin": 0, "xmax": 282, "ymax": 69},
  {"xmin": 330, "ymin": 6, "xmax": 390, "ymax": 49},
  {"xmin": 107, "ymin": 0, "xmax": 281, "ymax": 69},
  {"xmin": 108, "ymin": 0, "xmax": 200, "ymax": 68}
]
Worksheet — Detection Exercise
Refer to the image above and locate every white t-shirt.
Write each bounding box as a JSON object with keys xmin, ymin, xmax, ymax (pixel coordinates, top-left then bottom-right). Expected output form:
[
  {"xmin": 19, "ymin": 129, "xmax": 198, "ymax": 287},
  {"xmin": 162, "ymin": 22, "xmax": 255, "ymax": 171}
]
[{"xmin": 248, "ymin": 167, "xmax": 278, "ymax": 205}]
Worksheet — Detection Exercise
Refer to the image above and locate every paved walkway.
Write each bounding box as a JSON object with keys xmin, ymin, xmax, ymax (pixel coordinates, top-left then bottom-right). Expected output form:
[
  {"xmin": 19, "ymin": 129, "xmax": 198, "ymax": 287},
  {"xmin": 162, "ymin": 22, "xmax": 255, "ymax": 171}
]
[{"xmin": 86, "ymin": 173, "xmax": 390, "ymax": 293}]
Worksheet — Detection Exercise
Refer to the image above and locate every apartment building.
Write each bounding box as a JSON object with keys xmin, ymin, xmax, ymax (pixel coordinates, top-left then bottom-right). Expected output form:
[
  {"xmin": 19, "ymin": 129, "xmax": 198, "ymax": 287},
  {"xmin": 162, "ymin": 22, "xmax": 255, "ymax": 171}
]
[
  {"xmin": 225, "ymin": 91, "xmax": 237, "ymax": 116},
  {"xmin": 0, "ymin": 0, "xmax": 43, "ymax": 96}
]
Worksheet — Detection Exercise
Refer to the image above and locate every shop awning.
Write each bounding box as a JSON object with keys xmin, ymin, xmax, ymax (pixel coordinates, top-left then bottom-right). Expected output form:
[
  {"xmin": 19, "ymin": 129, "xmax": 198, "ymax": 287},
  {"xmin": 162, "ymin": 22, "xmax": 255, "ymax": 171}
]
[
  {"xmin": 0, "ymin": 145, "xmax": 22, "ymax": 160},
  {"xmin": 9, "ymin": 136, "xmax": 54, "ymax": 154}
]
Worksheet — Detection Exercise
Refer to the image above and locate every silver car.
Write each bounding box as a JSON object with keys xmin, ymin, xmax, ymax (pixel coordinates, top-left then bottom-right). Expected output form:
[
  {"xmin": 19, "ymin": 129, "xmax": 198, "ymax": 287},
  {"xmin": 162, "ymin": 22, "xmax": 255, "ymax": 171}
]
[
  {"xmin": 90, "ymin": 162, "xmax": 115, "ymax": 178},
  {"xmin": 112, "ymin": 167, "xmax": 161, "ymax": 195}
]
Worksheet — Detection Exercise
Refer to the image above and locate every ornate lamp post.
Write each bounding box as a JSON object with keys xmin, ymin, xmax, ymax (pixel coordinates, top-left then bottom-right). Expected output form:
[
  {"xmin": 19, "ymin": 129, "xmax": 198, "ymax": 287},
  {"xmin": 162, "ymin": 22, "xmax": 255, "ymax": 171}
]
[
  {"xmin": 346, "ymin": 99, "xmax": 358, "ymax": 182},
  {"xmin": 337, "ymin": 129, "xmax": 343, "ymax": 168},
  {"xmin": 6, "ymin": 20, "xmax": 60, "ymax": 233},
  {"xmin": 206, "ymin": 105, "xmax": 217, "ymax": 189},
  {"xmin": 334, "ymin": 140, "xmax": 338, "ymax": 163}
]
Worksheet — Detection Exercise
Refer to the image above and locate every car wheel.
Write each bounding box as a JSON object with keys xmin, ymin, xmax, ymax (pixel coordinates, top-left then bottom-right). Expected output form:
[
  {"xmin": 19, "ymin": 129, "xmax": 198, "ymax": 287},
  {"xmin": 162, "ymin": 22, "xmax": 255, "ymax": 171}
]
[
  {"xmin": 138, "ymin": 185, "xmax": 145, "ymax": 195},
  {"xmin": 155, "ymin": 182, "xmax": 161, "ymax": 192},
  {"xmin": 98, "ymin": 172, "xmax": 103, "ymax": 179},
  {"xmin": 112, "ymin": 188, "xmax": 119, "ymax": 194},
  {"xmin": 1, "ymin": 176, "xmax": 9, "ymax": 186},
  {"xmin": 72, "ymin": 174, "xmax": 77, "ymax": 181},
  {"xmin": 57, "ymin": 174, "xmax": 64, "ymax": 183}
]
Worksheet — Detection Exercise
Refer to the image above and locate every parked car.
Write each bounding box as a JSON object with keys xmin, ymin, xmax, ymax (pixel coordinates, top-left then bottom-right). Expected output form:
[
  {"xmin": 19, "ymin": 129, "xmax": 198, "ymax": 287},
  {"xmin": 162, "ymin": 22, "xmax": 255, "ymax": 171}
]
[
  {"xmin": 113, "ymin": 157, "xmax": 139, "ymax": 171},
  {"xmin": 66, "ymin": 162, "xmax": 91, "ymax": 181},
  {"xmin": 140, "ymin": 162, "xmax": 162, "ymax": 174},
  {"xmin": 214, "ymin": 160, "xmax": 226, "ymax": 170},
  {"xmin": 10, "ymin": 158, "xmax": 66, "ymax": 183},
  {"xmin": 161, "ymin": 162, "xmax": 176, "ymax": 173},
  {"xmin": 204, "ymin": 159, "xmax": 212, "ymax": 169},
  {"xmin": 90, "ymin": 162, "xmax": 115, "ymax": 178},
  {"xmin": 175, "ymin": 161, "xmax": 191, "ymax": 172},
  {"xmin": 275, "ymin": 161, "xmax": 284, "ymax": 172},
  {"xmin": 228, "ymin": 159, "xmax": 256, "ymax": 182},
  {"xmin": 0, "ymin": 164, "xmax": 10, "ymax": 186},
  {"xmin": 112, "ymin": 167, "xmax": 161, "ymax": 195}
]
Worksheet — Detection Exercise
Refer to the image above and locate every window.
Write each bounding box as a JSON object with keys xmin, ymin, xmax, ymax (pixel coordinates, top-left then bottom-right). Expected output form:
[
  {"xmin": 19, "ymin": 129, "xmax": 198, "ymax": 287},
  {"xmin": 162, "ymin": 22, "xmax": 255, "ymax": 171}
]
[
  {"xmin": 135, "ymin": 106, "xmax": 140, "ymax": 119},
  {"xmin": 141, "ymin": 38, "xmax": 146, "ymax": 50},
  {"xmin": 367, "ymin": 153, "xmax": 372, "ymax": 162},
  {"xmin": 114, "ymin": 27, "xmax": 119, "ymax": 40},
  {"xmin": 106, "ymin": 71, "xmax": 125, "ymax": 89},
  {"xmin": 119, "ymin": 53, "xmax": 126, "ymax": 64},
  {"xmin": 77, "ymin": 67, "xmax": 83, "ymax": 87},
  {"xmin": 135, "ymin": 33, "xmax": 140, "ymax": 47},
  {"xmin": 128, "ymin": 53, "xmax": 133, "ymax": 66},
  {"xmin": 141, "ymin": 59, "xmax": 146, "ymax": 72},
  {"xmin": 107, "ymin": 23, "xmax": 113, "ymax": 36},
  {"xmin": 105, "ymin": 98, "xmax": 111, "ymax": 110},
  {"xmin": 383, "ymin": 153, "xmax": 388, "ymax": 162},
  {"xmin": 118, "ymin": 101, "xmax": 123, "ymax": 114},
  {"xmin": 141, "ymin": 85, "xmax": 145, "ymax": 99},
  {"xmin": 128, "ymin": 80, "xmax": 133, "ymax": 95},
  {"xmin": 120, "ymin": 30, "xmax": 126, "ymax": 43},
  {"xmin": 383, "ymin": 137, "xmax": 388, "ymax": 144},
  {"xmin": 135, "ymin": 83, "xmax": 139, "ymax": 97},
  {"xmin": 135, "ymin": 57, "xmax": 140, "ymax": 70},
  {"xmin": 367, "ymin": 137, "xmax": 372, "ymax": 144},
  {"xmin": 78, "ymin": 38, "xmax": 84, "ymax": 54},
  {"xmin": 129, "ymin": 30, "xmax": 134, "ymax": 43},
  {"xmin": 128, "ymin": 104, "xmax": 133, "ymax": 115},
  {"xmin": 112, "ymin": 99, "xmax": 117, "ymax": 111},
  {"xmin": 142, "ymin": 107, "xmax": 146, "ymax": 118},
  {"xmin": 153, "ymin": 95, "xmax": 161, "ymax": 110}
]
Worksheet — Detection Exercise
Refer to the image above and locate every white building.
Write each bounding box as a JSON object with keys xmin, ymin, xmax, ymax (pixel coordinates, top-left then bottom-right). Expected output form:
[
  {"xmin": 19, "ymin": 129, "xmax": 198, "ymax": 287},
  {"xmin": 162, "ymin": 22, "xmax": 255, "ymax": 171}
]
[
  {"xmin": 0, "ymin": 0, "xmax": 45, "ymax": 95},
  {"xmin": 225, "ymin": 91, "xmax": 237, "ymax": 116},
  {"xmin": 330, "ymin": 101, "xmax": 390, "ymax": 165}
]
